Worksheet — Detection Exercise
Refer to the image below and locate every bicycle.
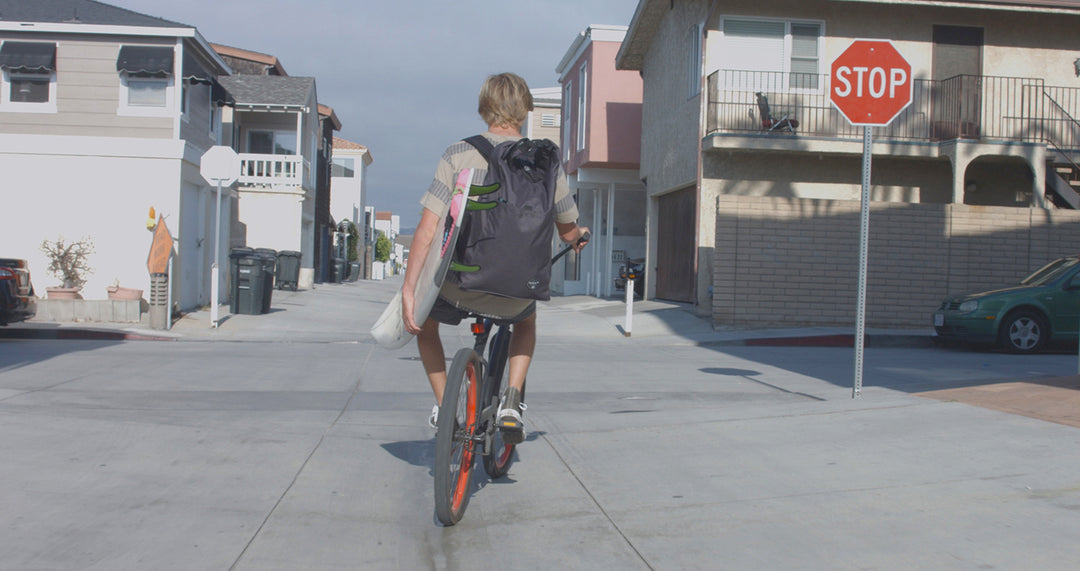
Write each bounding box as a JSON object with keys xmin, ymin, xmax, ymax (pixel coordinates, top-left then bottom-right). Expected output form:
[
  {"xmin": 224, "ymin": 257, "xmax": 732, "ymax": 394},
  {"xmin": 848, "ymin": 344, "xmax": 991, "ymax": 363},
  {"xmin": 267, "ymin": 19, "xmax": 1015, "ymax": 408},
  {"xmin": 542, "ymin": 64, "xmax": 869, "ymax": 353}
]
[{"xmin": 433, "ymin": 233, "xmax": 588, "ymax": 526}]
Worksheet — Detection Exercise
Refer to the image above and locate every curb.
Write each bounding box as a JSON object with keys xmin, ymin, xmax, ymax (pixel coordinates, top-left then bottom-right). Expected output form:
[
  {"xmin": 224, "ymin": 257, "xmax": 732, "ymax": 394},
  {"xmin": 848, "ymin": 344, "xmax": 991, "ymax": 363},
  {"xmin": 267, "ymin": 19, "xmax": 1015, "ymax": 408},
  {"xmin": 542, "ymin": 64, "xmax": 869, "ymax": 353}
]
[
  {"xmin": 703, "ymin": 334, "xmax": 935, "ymax": 349},
  {"xmin": 1, "ymin": 326, "xmax": 934, "ymax": 348},
  {"xmin": 0, "ymin": 327, "xmax": 175, "ymax": 342}
]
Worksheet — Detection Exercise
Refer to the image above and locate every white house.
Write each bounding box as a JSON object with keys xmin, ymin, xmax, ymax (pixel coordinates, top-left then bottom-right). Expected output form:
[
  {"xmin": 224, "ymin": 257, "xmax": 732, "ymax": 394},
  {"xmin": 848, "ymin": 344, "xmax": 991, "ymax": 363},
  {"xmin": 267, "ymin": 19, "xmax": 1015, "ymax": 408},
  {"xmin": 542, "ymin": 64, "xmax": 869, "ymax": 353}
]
[
  {"xmin": 330, "ymin": 136, "xmax": 373, "ymax": 234},
  {"xmin": 0, "ymin": 0, "xmax": 231, "ymax": 310},
  {"xmin": 217, "ymin": 74, "xmax": 321, "ymax": 289}
]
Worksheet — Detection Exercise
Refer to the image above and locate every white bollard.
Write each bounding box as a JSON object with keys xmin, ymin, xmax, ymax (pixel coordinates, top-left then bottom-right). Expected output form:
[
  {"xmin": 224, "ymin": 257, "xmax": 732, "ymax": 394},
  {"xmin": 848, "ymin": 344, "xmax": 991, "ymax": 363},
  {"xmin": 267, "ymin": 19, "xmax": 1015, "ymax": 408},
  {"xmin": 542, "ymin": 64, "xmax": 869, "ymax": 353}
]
[
  {"xmin": 625, "ymin": 278, "xmax": 634, "ymax": 337},
  {"xmin": 210, "ymin": 263, "xmax": 219, "ymax": 328}
]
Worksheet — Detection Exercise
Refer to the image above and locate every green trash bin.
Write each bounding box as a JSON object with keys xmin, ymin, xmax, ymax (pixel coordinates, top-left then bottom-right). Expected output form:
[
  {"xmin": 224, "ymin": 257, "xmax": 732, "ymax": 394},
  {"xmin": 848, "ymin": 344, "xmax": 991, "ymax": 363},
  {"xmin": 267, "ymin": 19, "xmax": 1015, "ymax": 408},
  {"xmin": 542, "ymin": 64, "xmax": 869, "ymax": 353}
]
[
  {"xmin": 232, "ymin": 253, "xmax": 269, "ymax": 315},
  {"xmin": 229, "ymin": 247, "xmax": 254, "ymax": 314},
  {"xmin": 276, "ymin": 251, "xmax": 302, "ymax": 291}
]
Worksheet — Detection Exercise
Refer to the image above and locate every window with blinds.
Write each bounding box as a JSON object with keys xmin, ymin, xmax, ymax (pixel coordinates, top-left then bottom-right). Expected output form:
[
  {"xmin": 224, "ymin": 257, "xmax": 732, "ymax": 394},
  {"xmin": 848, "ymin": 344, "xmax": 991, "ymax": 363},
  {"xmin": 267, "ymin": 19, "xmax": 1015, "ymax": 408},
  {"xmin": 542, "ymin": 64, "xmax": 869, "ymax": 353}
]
[{"xmin": 715, "ymin": 18, "xmax": 822, "ymax": 92}]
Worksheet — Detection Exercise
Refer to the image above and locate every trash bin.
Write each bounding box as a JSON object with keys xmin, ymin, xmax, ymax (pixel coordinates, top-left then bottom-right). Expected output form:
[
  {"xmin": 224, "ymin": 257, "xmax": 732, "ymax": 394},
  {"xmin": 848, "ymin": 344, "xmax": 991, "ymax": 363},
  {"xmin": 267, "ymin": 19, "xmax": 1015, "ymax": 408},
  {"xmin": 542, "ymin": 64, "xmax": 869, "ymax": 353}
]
[
  {"xmin": 231, "ymin": 250, "xmax": 270, "ymax": 315},
  {"xmin": 276, "ymin": 250, "xmax": 302, "ymax": 291},
  {"xmin": 229, "ymin": 247, "xmax": 254, "ymax": 314},
  {"xmin": 348, "ymin": 261, "xmax": 361, "ymax": 282},
  {"xmin": 254, "ymin": 251, "xmax": 276, "ymax": 313},
  {"xmin": 254, "ymin": 248, "xmax": 278, "ymax": 290},
  {"xmin": 330, "ymin": 257, "xmax": 347, "ymax": 283}
]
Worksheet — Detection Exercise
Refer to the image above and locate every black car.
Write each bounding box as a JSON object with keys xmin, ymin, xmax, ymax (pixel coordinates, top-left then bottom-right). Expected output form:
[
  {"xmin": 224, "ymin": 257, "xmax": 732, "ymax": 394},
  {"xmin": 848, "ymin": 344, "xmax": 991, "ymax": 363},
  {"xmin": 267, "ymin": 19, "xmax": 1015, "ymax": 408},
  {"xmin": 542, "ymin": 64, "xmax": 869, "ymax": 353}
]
[{"xmin": 0, "ymin": 258, "xmax": 36, "ymax": 325}]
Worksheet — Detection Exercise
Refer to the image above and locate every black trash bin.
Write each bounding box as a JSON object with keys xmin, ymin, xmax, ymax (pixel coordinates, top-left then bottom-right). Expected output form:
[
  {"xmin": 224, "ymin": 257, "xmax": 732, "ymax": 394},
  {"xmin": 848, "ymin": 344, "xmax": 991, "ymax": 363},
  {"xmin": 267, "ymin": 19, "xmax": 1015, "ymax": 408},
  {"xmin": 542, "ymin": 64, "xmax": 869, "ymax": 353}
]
[
  {"xmin": 348, "ymin": 261, "xmax": 361, "ymax": 282},
  {"xmin": 276, "ymin": 250, "xmax": 301, "ymax": 291},
  {"xmin": 231, "ymin": 251, "xmax": 271, "ymax": 315},
  {"xmin": 254, "ymin": 251, "xmax": 276, "ymax": 313},
  {"xmin": 330, "ymin": 257, "xmax": 347, "ymax": 283},
  {"xmin": 229, "ymin": 247, "xmax": 254, "ymax": 314}
]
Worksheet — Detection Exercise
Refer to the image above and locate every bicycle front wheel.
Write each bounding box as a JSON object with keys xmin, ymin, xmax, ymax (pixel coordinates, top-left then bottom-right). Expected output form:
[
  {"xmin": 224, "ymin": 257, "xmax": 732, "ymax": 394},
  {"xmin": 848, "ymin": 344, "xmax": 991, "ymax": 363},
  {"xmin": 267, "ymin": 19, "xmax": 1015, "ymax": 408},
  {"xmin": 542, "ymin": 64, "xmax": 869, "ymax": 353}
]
[{"xmin": 434, "ymin": 347, "xmax": 481, "ymax": 526}]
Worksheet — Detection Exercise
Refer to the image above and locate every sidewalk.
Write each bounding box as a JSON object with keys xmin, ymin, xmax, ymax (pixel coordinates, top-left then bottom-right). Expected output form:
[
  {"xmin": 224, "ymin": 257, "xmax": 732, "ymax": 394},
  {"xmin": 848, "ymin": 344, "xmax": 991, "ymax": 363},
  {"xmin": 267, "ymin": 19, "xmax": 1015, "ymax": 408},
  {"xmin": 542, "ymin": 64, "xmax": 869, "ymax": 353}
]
[{"xmin": 8, "ymin": 274, "xmax": 935, "ymax": 348}]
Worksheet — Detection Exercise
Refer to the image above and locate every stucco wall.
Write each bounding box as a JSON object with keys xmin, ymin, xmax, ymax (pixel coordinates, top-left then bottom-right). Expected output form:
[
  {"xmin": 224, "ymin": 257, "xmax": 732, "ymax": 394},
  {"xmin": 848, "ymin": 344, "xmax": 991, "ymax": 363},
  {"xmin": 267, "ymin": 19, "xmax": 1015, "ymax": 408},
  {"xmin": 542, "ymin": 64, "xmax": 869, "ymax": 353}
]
[
  {"xmin": 713, "ymin": 195, "xmax": 1080, "ymax": 328},
  {"xmin": 0, "ymin": 137, "xmax": 187, "ymax": 303},
  {"xmin": 639, "ymin": 2, "xmax": 708, "ymax": 196}
]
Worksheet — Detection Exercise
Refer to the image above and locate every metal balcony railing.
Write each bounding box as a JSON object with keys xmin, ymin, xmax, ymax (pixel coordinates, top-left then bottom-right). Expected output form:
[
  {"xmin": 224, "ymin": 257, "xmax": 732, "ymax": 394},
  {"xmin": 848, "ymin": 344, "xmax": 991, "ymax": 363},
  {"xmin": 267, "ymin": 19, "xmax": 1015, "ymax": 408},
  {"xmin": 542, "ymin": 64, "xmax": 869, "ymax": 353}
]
[
  {"xmin": 707, "ymin": 70, "xmax": 1080, "ymax": 154},
  {"xmin": 238, "ymin": 153, "xmax": 303, "ymax": 187}
]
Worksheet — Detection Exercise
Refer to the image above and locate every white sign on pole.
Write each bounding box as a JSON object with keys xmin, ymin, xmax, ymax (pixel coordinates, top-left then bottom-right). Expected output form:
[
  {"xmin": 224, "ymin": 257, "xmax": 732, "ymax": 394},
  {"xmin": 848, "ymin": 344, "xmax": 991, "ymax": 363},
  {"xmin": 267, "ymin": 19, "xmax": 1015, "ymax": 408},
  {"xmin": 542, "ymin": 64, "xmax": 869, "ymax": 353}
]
[
  {"xmin": 200, "ymin": 146, "xmax": 240, "ymax": 186},
  {"xmin": 199, "ymin": 146, "xmax": 239, "ymax": 328}
]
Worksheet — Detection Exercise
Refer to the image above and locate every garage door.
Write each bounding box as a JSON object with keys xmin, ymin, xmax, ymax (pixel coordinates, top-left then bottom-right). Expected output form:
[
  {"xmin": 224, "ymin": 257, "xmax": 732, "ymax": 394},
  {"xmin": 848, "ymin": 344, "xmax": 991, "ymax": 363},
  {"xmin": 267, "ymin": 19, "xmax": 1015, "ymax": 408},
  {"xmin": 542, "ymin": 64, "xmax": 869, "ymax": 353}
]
[{"xmin": 655, "ymin": 187, "xmax": 696, "ymax": 302}]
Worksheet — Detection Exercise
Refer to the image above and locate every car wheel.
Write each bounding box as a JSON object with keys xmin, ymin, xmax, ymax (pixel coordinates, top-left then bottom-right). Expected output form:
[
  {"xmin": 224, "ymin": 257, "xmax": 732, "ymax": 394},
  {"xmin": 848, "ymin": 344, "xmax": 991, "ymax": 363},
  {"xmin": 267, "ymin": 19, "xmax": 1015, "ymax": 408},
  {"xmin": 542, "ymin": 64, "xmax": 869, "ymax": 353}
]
[{"xmin": 998, "ymin": 309, "xmax": 1049, "ymax": 353}]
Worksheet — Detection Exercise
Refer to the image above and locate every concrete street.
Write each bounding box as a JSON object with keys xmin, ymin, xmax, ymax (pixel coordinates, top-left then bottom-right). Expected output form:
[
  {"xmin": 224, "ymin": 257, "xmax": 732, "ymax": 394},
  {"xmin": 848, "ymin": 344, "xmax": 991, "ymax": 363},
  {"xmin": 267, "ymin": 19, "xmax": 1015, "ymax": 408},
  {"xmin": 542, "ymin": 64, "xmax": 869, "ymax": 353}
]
[{"xmin": 2, "ymin": 277, "xmax": 1080, "ymax": 569}]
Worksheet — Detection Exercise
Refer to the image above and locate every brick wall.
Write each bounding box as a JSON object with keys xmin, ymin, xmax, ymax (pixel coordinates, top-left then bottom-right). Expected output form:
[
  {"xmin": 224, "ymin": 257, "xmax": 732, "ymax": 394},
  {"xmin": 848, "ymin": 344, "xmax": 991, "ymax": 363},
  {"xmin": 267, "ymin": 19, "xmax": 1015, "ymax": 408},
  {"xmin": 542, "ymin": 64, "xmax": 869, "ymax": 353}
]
[{"xmin": 712, "ymin": 195, "xmax": 1080, "ymax": 328}]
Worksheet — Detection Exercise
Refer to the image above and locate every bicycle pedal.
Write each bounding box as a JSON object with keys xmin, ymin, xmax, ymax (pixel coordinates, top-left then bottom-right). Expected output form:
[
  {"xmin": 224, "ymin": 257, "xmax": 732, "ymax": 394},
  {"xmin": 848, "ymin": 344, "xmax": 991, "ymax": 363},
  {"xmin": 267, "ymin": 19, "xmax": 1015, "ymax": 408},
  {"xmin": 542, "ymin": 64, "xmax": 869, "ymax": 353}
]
[{"xmin": 498, "ymin": 417, "xmax": 522, "ymax": 430}]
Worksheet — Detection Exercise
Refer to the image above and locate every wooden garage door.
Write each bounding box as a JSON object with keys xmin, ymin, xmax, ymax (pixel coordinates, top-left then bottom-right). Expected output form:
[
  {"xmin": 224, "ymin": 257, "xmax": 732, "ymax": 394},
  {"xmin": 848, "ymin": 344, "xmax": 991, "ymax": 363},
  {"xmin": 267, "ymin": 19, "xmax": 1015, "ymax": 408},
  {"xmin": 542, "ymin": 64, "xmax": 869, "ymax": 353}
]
[{"xmin": 656, "ymin": 187, "xmax": 696, "ymax": 302}]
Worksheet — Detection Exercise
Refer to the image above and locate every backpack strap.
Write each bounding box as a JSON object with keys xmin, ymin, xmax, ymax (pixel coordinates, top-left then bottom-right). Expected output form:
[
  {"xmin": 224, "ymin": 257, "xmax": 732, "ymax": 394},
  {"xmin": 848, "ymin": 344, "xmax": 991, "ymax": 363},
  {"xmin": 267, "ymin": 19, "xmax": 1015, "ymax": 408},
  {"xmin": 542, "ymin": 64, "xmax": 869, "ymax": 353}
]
[{"xmin": 463, "ymin": 135, "xmax": 495, "ymax": 160}]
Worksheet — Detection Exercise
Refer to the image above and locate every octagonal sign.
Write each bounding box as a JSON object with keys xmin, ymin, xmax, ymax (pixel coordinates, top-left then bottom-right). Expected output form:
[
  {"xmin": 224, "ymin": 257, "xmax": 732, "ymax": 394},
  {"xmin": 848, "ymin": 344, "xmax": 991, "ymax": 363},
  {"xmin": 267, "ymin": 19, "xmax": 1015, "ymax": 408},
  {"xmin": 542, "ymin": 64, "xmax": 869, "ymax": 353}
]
[
  {"xmin": 830, "ymin": 39, "xmax": 913, "ymax": 127},
  {"xmin": 200, "ymin": 146, "xmax": 239, "ymax": 186}
]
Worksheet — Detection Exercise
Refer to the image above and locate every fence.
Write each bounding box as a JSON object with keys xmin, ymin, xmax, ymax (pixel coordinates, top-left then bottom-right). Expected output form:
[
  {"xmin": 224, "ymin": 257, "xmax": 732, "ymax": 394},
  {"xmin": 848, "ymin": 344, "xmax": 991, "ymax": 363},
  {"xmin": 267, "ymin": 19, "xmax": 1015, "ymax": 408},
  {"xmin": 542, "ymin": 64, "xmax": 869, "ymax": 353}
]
[{"xmin": 707, "ymin": 70, "xmax": 1080, "ymax": 152}]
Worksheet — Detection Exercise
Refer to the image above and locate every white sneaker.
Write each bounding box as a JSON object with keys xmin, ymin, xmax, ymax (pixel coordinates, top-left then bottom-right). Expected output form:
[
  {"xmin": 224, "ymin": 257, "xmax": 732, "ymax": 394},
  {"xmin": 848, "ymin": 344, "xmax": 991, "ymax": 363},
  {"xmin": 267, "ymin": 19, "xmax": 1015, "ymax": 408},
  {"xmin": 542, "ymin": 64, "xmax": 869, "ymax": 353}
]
[{"xmin": 428, "ymin": 404, "xmax": 439, "ymax": 430}]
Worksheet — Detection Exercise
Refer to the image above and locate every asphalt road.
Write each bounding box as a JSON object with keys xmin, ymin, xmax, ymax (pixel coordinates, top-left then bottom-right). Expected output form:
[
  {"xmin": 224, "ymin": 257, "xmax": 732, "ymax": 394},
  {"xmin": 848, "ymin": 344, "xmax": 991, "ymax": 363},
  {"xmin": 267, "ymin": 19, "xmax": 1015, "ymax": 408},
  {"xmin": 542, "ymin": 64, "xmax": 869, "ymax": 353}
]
[{"xmin": 2, "ymin": 278, "xmax": 1080, "ymax": 569}]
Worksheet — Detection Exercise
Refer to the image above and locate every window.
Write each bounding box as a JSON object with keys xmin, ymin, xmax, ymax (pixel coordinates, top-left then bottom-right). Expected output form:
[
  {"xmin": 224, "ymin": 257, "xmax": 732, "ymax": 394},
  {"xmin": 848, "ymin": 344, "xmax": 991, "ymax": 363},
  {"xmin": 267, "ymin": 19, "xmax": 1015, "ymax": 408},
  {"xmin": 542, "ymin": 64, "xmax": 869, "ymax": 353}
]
[
  {"xmin": 688, "ymin": 23, "xmax": 703, "ymax": 97},
  {"xmin": 248, "ymin": 130, "xmax": 297, "ymax": 155},
  {"xmin": 577, "ymin": 64, "xmax": 587, "ymax": 151},
  {"xmin": 116, "ymin": 45, "xmax": 175, "ymax": 116},
  {"xmin": 126, "ymin": 76, "xmax": 169, "ymax": 107},
  {"xmin": 333, "ymin": 157, "xmax": 355, "ymax": 178},
  {"xmin": 562, "ymin": 80, "xmax": 573, "ymax": 160},
  {"xmin": 714, "ymin": 18, "xmax": 823, "ymax": 92},
  {"xmin": 0, "ymin": 41, "xmax": 57, "ymax": 113}
]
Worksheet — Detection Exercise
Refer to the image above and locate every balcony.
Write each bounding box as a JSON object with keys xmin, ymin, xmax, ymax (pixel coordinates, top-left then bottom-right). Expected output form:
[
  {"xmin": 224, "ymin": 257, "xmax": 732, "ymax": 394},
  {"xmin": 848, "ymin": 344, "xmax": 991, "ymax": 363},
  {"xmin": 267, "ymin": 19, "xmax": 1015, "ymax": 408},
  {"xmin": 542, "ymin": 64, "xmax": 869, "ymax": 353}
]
[
  {"xmin": 706, "ymin": 70, "xmax": 1080, "ymax": 156},
  {"xmin": 238, "ymin": 153, "xmax": 303, "ymax": 187}
]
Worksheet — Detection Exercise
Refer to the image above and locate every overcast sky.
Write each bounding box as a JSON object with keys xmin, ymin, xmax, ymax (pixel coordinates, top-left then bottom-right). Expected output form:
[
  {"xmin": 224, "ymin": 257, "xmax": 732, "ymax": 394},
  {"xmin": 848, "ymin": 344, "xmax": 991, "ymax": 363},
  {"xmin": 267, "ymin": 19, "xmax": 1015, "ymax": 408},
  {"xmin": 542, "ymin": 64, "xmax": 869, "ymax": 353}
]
[{"xmin": 109, "ymin": 0, "xmax": 641, "ymax": 230}]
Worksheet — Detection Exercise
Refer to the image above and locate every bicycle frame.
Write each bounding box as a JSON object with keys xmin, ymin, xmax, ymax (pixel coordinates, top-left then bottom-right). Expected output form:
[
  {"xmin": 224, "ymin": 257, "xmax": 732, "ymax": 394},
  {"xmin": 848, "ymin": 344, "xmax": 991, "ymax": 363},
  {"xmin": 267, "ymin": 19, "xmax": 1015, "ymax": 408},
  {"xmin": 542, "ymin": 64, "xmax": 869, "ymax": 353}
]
[{"xmin": 463, "ymin": 318, "xmax": 511, "ymax": 459}]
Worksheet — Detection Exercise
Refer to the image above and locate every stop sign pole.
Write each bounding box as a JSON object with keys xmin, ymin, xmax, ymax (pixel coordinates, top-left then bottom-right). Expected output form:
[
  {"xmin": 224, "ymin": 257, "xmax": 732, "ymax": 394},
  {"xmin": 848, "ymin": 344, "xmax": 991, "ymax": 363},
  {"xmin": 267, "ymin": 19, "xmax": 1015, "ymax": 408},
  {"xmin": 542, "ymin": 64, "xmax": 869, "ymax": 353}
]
[
  {"xmin": 200, "ymin": 146, "xmax": 240, "ymax": 328},
  {"xmin": 830, "ymin": 39, "xmax": 913, "ymax": 398}
]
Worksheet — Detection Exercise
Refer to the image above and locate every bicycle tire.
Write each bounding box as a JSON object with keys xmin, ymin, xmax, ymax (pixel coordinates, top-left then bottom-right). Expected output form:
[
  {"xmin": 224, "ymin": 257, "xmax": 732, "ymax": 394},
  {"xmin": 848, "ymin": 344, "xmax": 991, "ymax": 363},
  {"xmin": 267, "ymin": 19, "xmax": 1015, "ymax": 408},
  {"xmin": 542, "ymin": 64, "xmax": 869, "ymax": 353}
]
[
  {"xmin": 483, "ymin": 326, "xmax": 515, "ymax": 478},
  {"xmin": 434, "ymin": 348, "xmax": 481, "ymax": 525}
]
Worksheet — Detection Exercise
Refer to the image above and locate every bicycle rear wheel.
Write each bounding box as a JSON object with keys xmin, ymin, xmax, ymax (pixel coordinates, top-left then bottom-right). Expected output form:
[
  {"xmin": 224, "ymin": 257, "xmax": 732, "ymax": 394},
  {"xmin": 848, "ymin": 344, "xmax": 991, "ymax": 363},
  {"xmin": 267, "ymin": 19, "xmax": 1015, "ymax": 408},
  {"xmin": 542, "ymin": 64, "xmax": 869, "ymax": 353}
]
[
  {"xmin": 434, "ymin": 348, "xmax": 481, "ymax": 526},
  {"xmin": 483, "ymin": 326, "xmax": 515, "ymax": 479}
]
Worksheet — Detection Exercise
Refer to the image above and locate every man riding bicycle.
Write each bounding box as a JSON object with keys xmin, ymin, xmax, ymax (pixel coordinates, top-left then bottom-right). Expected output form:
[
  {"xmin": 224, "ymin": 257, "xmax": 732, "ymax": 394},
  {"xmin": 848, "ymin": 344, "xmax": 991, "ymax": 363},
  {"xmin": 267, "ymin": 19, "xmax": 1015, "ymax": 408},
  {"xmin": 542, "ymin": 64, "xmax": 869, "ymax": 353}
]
[{"xmin": 402, "ymin": 72, "xmax": 588, "ymax": 444}]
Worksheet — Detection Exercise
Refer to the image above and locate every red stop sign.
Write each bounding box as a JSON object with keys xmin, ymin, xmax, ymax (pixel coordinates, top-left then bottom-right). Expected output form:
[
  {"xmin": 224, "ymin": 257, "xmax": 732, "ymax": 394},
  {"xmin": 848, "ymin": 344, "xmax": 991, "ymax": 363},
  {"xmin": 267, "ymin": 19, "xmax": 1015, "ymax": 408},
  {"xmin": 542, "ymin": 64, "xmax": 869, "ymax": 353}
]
[{"xmin": 830, "ymin": 40, "xmax": 912, "ymax": 126}]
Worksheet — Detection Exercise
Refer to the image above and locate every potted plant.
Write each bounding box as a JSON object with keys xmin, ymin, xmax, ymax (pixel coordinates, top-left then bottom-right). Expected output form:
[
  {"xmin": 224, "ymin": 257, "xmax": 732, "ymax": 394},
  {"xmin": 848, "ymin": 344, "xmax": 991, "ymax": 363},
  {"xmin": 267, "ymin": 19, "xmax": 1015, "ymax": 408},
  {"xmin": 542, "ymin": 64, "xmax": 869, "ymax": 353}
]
[
  {"xmin": 39, "ymin": 235, "xmax": 94, "ymax": 299},
  {"xmin": 106, "ymin": 278, "xmax": 143, "ymax": 301}
]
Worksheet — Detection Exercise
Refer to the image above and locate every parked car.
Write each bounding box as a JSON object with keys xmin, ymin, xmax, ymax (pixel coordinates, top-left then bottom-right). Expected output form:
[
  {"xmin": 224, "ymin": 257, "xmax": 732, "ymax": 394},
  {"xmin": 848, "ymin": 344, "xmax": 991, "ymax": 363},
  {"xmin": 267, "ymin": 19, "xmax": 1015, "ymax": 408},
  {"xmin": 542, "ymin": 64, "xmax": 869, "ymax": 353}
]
[
  {"xmin": 0, "ymin": 257, "xmax": 36, "ymax": 325},
  {"xmin": 933, "ymin": 256, "xmax": 1080, "ymax": 353}
]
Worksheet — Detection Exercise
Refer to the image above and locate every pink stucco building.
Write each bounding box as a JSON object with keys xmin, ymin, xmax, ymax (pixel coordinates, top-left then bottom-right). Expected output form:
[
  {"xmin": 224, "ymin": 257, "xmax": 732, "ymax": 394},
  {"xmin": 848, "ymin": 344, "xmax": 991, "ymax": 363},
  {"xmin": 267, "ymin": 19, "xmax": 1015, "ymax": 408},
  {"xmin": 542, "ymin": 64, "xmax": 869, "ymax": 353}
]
[{"xmin": 555, "ymin": 25, "xmax": 646, "ymax": 298}]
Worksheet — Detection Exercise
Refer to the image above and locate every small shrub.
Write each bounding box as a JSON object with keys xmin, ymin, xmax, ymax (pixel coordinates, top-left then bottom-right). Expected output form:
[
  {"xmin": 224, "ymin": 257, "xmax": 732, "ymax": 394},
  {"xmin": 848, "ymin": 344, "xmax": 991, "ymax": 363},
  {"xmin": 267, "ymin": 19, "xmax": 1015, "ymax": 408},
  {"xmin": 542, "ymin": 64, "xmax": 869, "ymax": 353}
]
[{"xmin": 40, "ymin": 235, "xmax": 95, "ymax": 289}]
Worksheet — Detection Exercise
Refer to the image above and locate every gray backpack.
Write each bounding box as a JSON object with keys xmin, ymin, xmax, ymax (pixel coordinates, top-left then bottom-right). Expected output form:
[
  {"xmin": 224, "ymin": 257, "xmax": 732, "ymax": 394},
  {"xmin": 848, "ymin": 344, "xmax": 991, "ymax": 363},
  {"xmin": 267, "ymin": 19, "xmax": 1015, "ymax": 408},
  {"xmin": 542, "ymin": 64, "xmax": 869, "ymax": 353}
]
[{"xmin": 450, "ymin": 135, "xmax": 560, "ymax": 300}]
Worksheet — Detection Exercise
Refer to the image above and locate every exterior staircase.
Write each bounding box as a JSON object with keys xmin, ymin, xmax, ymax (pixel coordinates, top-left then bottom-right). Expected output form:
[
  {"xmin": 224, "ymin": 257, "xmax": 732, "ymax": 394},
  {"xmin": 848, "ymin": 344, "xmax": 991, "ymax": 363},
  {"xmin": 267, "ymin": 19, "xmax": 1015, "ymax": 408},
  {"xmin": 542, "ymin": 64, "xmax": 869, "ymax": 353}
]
[{"xmin": 1042, "ymin": 92, "xmax": 1080, "ymax": 209}]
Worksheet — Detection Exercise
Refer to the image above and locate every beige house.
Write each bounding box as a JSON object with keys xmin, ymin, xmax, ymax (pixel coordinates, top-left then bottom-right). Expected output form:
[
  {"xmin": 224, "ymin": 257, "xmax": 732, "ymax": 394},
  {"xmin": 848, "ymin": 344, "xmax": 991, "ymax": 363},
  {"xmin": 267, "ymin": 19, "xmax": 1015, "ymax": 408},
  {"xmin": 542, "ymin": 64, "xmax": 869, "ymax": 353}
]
[{"xmin": 618, "ymin": 0, "xmax": 1080, "ymax": 328}]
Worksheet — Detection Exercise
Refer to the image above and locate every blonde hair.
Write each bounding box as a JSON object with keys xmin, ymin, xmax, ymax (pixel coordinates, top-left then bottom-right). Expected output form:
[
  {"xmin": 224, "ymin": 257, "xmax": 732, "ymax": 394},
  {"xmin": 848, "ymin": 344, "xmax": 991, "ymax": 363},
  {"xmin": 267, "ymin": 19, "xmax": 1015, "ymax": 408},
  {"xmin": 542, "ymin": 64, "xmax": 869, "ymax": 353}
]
[{"xmin": 478, "ymin": 73, "xmax": 534, "ymax": 129}]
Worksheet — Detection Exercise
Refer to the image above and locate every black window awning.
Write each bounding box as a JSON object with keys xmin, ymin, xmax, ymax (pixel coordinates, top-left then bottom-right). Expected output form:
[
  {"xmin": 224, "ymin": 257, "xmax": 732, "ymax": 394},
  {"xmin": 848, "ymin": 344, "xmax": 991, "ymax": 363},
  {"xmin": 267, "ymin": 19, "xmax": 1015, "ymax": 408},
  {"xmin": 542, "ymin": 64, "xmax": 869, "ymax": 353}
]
[
  {"xmin": 116, "ymin": 46, "xmax": 174, "ymax": 76},
  {"xmin": 0, "ymin": 41, "xmax": 56, "ymax": 72}
]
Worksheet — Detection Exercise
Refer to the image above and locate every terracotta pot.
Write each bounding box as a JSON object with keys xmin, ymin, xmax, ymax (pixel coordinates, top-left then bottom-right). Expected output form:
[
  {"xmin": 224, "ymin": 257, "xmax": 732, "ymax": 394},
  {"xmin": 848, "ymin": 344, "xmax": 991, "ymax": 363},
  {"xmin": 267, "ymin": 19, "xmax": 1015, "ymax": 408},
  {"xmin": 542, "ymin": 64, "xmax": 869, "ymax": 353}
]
[
  {"xmin": 46, "ymin": 287, "xmax": 82, "ymax": 300},
  {"xmin": 107, "ymin": 286, "xmax": 144, "ymax": 301}
]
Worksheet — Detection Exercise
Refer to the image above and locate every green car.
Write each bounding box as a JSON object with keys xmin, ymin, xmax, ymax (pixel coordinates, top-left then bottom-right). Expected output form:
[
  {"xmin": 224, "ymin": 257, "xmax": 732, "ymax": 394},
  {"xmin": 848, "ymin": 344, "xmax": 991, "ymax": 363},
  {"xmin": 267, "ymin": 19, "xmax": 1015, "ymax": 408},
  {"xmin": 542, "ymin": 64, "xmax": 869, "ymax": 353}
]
[{"xmin": 933, "ymin": 256, "xmax": 1080, "ymax": 353}]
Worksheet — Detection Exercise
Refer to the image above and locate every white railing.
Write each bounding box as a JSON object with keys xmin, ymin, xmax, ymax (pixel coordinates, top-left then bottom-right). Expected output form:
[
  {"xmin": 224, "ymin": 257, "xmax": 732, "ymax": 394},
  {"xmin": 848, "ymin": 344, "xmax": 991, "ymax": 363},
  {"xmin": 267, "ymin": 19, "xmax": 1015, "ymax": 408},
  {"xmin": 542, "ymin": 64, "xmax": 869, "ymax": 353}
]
[{"xmin": 238, "ymin": 153, "xmax": 303, "ymax": 187}]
